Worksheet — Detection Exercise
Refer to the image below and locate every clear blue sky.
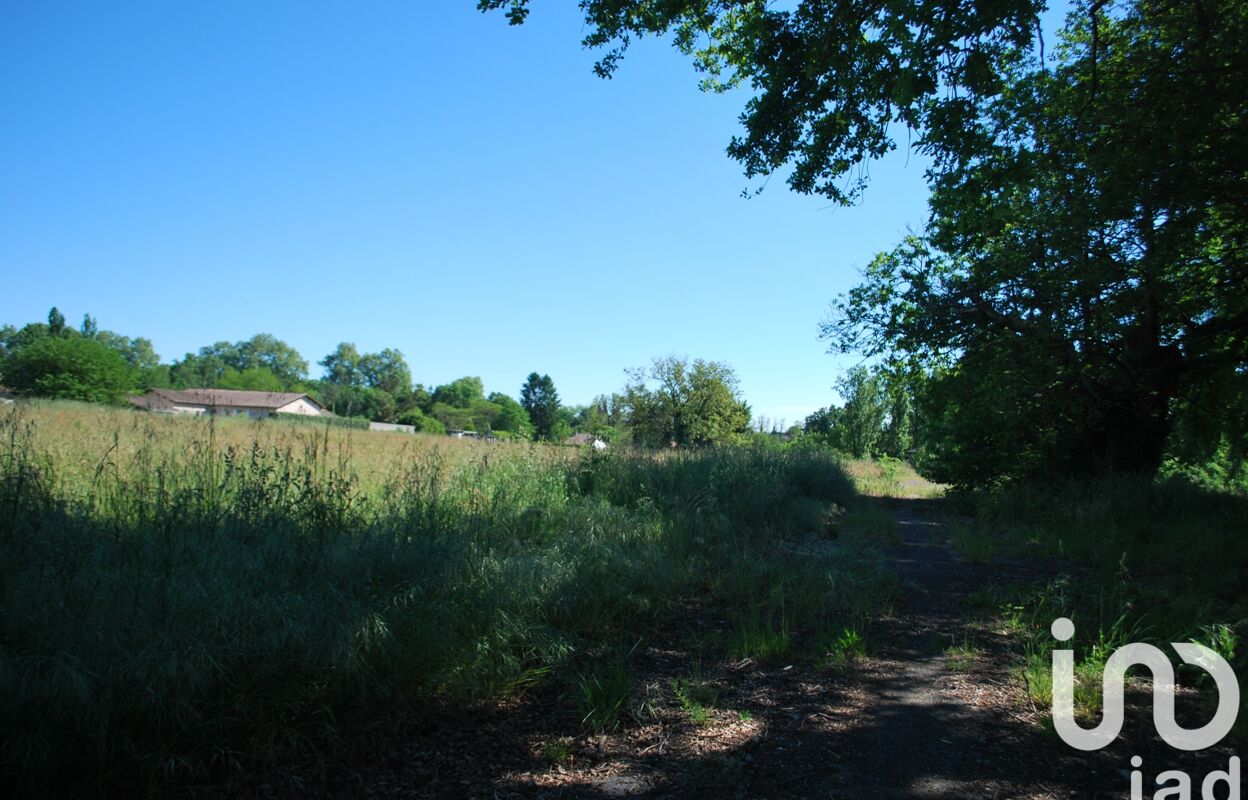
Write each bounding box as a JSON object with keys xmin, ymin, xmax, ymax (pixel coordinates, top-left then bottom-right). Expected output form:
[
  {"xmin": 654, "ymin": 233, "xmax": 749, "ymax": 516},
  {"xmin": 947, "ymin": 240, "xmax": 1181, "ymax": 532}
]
[{"xmin": 1, "ymin": 2, "xmax": 1051, "ymax": 425}]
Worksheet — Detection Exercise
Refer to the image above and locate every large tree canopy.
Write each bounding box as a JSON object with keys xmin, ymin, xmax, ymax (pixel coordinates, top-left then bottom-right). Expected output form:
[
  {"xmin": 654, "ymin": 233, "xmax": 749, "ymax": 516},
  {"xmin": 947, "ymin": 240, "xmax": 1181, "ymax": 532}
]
[
  {"xmin": 624, "ymin": 356, "xmax": 751, "ymax": 447},
  {"xmin": 481, "ymin": 0, "xmax": 1044, "ymax": 203},
  {"xmin": 2, "ymin": 335, "xmax": 136, "ymax": 404},
  {"xmin": 825, "ymin": 0, "xmax": 1248, "ymax": 480},
  {"xmin": 172, "ymin": 334, "xmax": 308, "ymax": 391}
]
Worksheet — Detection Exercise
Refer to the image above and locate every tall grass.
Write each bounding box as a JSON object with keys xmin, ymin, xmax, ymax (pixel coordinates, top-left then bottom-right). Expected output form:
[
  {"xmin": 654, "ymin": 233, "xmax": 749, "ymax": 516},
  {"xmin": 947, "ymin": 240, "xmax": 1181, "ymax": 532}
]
[
  {"xmin": 0, "ymin": 401, "xmax": 886, "ymax": 795},
  {"xmin": 960, "ymin": 476, "xmax": 1248, "ymax": 737}
]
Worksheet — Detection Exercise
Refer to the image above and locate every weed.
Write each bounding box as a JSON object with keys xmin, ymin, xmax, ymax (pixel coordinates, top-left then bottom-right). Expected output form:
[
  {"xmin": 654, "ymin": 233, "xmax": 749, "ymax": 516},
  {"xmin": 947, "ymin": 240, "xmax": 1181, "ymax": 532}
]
[
  {"xmin": 823, "ymin": 627, "xmax": 868, "ymax": 666},
  {"xmin": 671, "ymin": 664, "xmax": 718, "ymax": 726},
  {"xmin": 541, "ymin": 739, "xmax": 572, "ymax": 763},
  {"xmin": 945, "ymin": 639, "xmax": 983, "ymax": 672},
  {"xmin": 0, "ymin": 401, "xmax": 899, "ymax": 794},
  {"xmin": 731, "ymin": 610, "xmax": 792, "ymax": 664},
  {"xmin": 574, "ymin": 656, "xmax": 633, "ymax": 734}
]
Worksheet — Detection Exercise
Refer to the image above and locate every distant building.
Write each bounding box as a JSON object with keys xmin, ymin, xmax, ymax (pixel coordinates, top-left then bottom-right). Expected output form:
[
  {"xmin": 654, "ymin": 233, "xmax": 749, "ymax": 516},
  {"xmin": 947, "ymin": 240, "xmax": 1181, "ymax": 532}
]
[
  {"xmin": 0, "ymin": 386, "xmax": 15, "ymax": 406},
  {"xmin": 565, "ymin": 432, "xmax": 608, "ymax": 451},
  {"xmin": 128, "ymin": 388, "xmax": 328, "ymax": 420},
  {"xmin": 446, "ymin": 429, "xmax": 478, "ymax": 439},
  {"xmin": 368, "ymin": 421, "xmax": 415, "ymax": 434}
]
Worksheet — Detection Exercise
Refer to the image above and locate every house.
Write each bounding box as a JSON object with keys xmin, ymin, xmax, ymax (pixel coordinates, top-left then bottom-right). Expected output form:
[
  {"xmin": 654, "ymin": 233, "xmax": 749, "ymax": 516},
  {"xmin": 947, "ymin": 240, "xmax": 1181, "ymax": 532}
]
[
  {"xmin": 128, "ymin": 388, "xmax": 328, "ymax": 420},
  {"xmin": 0, "ymin": 386, "xmax": 15, "ymax": 406},
  {"xmin": 565, "ymin": 432, "xmax": 608, "ymax": 451},
  {"xmin": 446, "ymin": 429, "xmax": 478, "ymax": 439}
]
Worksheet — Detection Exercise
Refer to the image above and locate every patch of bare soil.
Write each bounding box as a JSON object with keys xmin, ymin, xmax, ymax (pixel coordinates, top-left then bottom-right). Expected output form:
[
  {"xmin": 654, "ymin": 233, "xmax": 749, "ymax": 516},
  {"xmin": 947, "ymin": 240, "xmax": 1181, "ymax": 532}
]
[{"xmin": 253, "ymin": 499, "xmax": 1241, "ymax": 799}]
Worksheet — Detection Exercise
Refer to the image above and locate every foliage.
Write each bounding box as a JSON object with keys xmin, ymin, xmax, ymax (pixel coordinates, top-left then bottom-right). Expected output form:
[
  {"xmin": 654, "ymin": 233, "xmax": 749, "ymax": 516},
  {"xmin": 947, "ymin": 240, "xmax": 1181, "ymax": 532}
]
[
  {"xmin": 359, "ymin": 348, "xmax": 411, "ymax": 395},
  {"xmin": 432, "ymin": 375, "xmax": 485, "ymax": 408},
  {"xmin": 824, "ymin": 1, "xmax": 1248, "ymax": 482},
  {"xmin": 520, "ymin": 372, "xmax": 560, "ymax": 440},
  {"xmin": 395, "ymin": 407, "xmax": 447, "ymax": 434},
  {"xmin": 479, "ymin": 0, "xmax": 1044, "ymax": 204},
  {"xmin": 487, "ymin": 391, "xmax": 534, "ymax": 438},
  {"xmin": 1, "ymin": 335, "xmax": 136, "ymax": 403},
  {"xmin": 272, "ymin": 411, "xmax": 371, "ymax": 430},
  {"xmin": 623, "ymin": 356, "xmax": 750, "ymax": 447},
  {"xmin": 171, "ymin": 334, "xmax": 308, "ymax": 391},
  {"xmin": 216, "ymin": 366, "xmax": 285, "ymax": 392},
  {"xmin": 0, "ymin": 308, "xmax": 159, "ymax": 403},
  {"xmin": 575, "ymin": 655, "xmax": 634, "ymax": 733},
  {"xmin": 314, "ymin": 383, "xmax": 397, "ymax": 422},
  {"xmin": 804, "ymin": 365, "xmax": 923, "ymax": 461},
  {"xmin": 93, "ymin": 330, "xmax": 160, "ymax": 370},
  {"xmin": 318, "ymin": 341, "xmax": 364, "ymax": 386}
]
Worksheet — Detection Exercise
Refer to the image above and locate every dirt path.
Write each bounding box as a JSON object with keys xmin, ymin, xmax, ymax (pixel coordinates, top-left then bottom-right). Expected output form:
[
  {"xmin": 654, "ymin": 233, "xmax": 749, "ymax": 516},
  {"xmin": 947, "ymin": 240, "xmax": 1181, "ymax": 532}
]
[
  {"xmin": 840, "ymin": 500, "xmax": 1086, "ymax": 799},
  {"xmin": 285, "ymin": 498, "xmax": 1229, "ymax": 799}
]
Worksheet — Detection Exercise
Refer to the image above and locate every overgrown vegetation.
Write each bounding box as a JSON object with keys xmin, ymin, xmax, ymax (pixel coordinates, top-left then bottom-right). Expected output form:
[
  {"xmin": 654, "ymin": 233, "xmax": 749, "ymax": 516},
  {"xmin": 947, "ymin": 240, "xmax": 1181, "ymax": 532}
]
[
  {"xmin": 956, "ymin": 476, "xmax": 1248, "ymax": 737},
  {"xmin": 0, "ymin": 401, "xmax": 894, "ymax": 795}
]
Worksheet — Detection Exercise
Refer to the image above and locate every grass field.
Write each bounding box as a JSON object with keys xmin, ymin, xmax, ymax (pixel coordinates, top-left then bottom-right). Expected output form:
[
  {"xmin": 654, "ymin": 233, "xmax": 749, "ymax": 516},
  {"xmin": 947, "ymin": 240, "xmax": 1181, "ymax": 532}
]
[{"xmin": 0, "ymin": 401, "xmax": 896, "ymax": 796}]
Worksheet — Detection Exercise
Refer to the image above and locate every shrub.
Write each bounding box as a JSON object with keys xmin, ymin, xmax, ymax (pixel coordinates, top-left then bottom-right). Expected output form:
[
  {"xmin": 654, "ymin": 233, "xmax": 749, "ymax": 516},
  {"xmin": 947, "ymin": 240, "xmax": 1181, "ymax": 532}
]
[{"xmin": 2, "ymin": 335, "xmax": 136, "ymax": 403}]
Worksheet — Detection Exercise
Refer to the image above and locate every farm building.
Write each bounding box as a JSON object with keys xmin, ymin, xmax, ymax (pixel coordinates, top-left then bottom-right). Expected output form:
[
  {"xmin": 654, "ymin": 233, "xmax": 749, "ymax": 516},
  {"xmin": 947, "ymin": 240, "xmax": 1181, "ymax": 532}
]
[
  {"xmin": 565, "ymin": 432, "xmax": 608, "ymax": 450},
  {"xmin": 128, "ymin": 388, "xmax": 328, "ymax": 420}
]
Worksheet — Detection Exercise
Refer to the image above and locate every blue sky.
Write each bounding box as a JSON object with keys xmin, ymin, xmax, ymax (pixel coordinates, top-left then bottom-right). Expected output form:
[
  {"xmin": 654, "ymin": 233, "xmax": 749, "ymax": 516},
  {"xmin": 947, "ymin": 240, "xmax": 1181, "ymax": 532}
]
[{"xmin": 1, "ymin": 1, "xmax": 1037, "ymax": 425}]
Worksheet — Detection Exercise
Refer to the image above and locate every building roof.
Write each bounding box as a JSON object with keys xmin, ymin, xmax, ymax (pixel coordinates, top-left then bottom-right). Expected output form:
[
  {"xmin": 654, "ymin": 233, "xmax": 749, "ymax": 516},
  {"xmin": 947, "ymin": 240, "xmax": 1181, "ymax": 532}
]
[
  {"xmin": 134, "ymin": 388, "xmax": 324, "ymax": 411},
  {"xmin": 565, "ymin": 432, "xmax": 601, "ymax": 445}
]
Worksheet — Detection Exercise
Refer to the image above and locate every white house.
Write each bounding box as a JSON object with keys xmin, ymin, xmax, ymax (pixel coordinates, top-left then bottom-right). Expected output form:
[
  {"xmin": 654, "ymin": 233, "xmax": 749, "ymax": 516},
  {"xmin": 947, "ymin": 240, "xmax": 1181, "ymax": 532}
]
[{"xmin": 129, "ymin": 388, "xmax": 328, "ymax": 419}]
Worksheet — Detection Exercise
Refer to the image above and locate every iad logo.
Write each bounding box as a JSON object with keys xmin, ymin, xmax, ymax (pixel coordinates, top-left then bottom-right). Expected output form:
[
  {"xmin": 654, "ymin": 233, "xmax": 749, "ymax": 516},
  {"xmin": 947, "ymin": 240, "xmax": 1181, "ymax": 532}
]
[
  {"xmin": 1050, "ymin": 617, "xmax": 1240, "ymax": 751},
  {"xmin": 1050, "ymin": 618, "xmax": 1242, "ymax": 800}
]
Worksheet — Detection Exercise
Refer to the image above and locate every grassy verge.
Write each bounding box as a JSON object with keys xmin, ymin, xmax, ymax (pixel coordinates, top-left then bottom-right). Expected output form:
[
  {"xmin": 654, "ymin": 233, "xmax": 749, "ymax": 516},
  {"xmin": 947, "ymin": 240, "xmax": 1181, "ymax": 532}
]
[
  {"xmin": 954, "ymin": 476, "xmax": 1247, "ymax": 736},
  {"xmin": 0, "ymin": 401, "xmax": 895, "ymax": 795}
]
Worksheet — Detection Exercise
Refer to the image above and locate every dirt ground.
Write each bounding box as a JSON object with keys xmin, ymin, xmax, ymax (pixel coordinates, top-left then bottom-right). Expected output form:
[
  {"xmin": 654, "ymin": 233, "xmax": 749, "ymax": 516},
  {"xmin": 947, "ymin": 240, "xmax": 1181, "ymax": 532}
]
[{"xmin": 263, "ymin": 498, "xmax": 1241, "ymax": 799}]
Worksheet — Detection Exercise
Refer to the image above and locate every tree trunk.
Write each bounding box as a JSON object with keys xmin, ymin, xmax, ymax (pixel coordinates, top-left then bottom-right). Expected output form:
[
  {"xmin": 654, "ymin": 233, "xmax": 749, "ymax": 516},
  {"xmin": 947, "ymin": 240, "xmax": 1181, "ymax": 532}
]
[{"xmin": 1084, "ymin": 338, "xmax": 1182, "ymax": 477}]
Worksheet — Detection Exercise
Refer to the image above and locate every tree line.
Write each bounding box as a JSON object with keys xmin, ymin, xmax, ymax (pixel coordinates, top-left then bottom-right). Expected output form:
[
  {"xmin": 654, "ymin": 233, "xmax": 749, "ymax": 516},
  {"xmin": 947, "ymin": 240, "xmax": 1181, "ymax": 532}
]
[{"xmin": 0, "ymin": 309, "xmax": 768, "ymax": 447}]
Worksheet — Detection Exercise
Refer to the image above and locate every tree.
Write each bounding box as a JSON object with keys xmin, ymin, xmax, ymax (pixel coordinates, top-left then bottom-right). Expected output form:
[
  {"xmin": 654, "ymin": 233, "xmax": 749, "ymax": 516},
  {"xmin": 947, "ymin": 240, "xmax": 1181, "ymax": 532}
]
[
  {"xmin": 488, "ymin": 1, "xmax": 1248, "ymax": 482},
  {"xmin": 573, "ymin": 395, "xmax": 623, "ymax": 441},
  {"xmin": 433, "ymin": 376, "xmax": 485, "ymax": 408},
  {"xmin": 2, "ymin": 335, "xmax": 136, "ymax": 403},
  {"xmin": 319, "ymin": 343, "xmax": 364, "ymax": 386},
  {"xmin": 825, "ymin": 1, "xmax": 1248, "ymax": 481},
  {"xmin": 47, "ymin": 307, "xmax": 66, "ymax": 336},
  {"xmin": 94, "ymin": 331, "xmax": 160, "ymax": 370},
  {"xmin": 360, "ymin": 348, "xmax": 412, "ymax": 395},
  {"xmin": 396, "ymin": 407, "xmax": 447, "ymax": 434},
  {"xmin": 519, "ymin": 373, "xmax": 560, "ymax": 440},
  {"xmin": 623, "ymin": 356, "xmax": 750, "ymax": 447},
  {"xmin": 487, "ymin": 392, "xmax": 534, "ymax": 438},
  {"xmin": 218, "ymin": 367, "xmax": 284, "ymax": 392},
  {"xmin": 836, "ymin": 367, "xmax": 886, "ymax": 459},
  {"xmin": 481, "ymin": 0, "xmax": 1044, "ymax": 204},
  {"xmin": 804, "ymin": 406, "xmax": 843, "ymax": 443},
  {"xmin": 235, "ymin": 334, "xmax": 308, "ymax": 388},
  {"xmin": 173, "ymin": 335, "xmax": 307, "ymax": 391}
]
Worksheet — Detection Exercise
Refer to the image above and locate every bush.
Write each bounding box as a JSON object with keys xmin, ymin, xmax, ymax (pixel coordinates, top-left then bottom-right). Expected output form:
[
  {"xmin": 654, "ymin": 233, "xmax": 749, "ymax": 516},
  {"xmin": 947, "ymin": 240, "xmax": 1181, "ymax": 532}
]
[
  {"xmin": 396, "ymin": 407, "xmax": 447, "ymax": 434},
  {"xmin": 1, "ymin": 335, "xmax": 136, "ymax": 403},
  {"xmin": 271, "ymin": 411, "xmax": 370, "ymax": 430}
]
